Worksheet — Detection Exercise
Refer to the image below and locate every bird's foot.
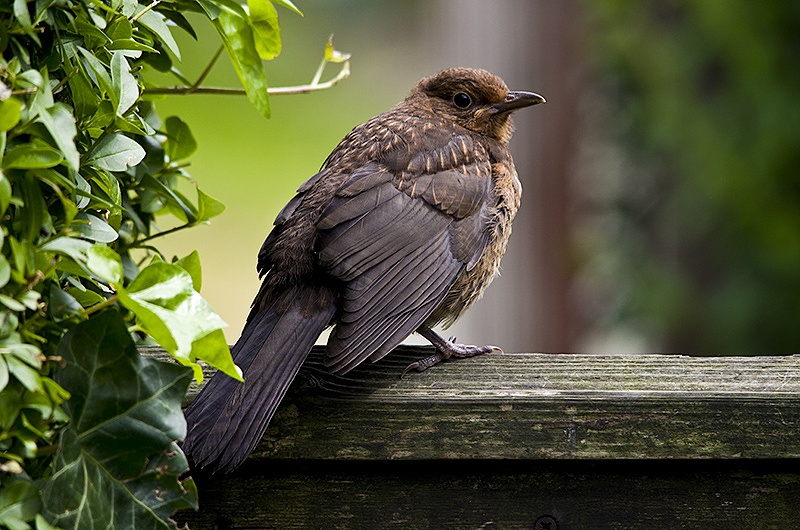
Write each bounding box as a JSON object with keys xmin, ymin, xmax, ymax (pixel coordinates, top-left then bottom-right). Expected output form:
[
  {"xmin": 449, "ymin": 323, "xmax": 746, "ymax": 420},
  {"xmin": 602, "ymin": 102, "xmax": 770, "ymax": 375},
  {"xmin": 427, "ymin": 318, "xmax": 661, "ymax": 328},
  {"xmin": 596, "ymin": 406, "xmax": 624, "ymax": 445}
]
[{"xmin": 402, "ymin": 328, "xmax": 502, "ymax": 377}]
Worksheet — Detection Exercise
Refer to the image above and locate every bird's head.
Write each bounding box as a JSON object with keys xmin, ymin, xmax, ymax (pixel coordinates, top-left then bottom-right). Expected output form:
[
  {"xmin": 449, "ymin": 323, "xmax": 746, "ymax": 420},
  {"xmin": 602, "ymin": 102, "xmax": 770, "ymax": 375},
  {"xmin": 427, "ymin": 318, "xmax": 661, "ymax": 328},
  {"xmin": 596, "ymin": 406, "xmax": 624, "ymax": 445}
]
[{"xmin": 408, "ymin": 68, "xmax": 545, "ymax": 145}]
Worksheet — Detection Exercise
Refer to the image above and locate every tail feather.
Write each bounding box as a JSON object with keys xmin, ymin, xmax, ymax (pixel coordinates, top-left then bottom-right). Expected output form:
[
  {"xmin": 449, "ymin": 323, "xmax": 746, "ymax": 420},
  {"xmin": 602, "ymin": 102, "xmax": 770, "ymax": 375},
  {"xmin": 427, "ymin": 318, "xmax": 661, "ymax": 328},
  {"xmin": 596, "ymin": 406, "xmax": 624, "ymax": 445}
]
[{"xmin": 183, "ymin": 293, "xmax": 334, "ymax": 472}]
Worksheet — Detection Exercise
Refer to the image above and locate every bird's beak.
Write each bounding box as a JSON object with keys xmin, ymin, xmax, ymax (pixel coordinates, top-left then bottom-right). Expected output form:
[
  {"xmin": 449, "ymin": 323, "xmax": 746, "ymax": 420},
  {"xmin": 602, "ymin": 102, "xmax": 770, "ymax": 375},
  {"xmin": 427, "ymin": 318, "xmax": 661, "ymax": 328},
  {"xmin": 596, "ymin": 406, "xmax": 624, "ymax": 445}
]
[{"xmin": 492, "ymin": 91, "xmax": 546, "ymax": 113}]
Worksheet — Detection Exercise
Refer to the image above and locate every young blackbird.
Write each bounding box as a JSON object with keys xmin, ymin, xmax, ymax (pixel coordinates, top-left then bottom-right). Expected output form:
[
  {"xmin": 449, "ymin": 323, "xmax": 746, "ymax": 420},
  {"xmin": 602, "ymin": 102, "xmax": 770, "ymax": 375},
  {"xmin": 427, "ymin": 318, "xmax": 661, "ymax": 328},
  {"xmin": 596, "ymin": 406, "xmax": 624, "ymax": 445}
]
[{"xmin": 183, "ymin": 68, "xmax": 545, "ymax": 472}]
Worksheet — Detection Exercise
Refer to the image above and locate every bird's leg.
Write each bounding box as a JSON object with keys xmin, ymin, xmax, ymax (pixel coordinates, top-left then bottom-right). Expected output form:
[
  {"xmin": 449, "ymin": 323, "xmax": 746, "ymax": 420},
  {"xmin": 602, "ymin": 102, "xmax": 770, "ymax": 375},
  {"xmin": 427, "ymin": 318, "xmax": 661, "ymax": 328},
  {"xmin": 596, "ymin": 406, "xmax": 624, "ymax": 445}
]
[{"xmin": 402, "ymin": 326, "xmax": 502, "ymax": 376}]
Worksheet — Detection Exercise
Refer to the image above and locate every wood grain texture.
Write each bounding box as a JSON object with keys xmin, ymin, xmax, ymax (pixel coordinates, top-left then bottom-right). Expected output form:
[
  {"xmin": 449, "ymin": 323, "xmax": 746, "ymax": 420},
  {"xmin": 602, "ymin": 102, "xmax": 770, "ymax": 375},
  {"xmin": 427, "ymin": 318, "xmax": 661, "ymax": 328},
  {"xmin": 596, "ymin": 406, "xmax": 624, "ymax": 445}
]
[
  {"xmin": 176, "ymin": 460, "xmax": 800, "ymax": 530},
  {"xmin": 143, "ymin": 347, "xmax": 800, "ymax": 461},
  {"xmin": 139, "ymin": 347, "xmax": 800, "ymax": 528}
]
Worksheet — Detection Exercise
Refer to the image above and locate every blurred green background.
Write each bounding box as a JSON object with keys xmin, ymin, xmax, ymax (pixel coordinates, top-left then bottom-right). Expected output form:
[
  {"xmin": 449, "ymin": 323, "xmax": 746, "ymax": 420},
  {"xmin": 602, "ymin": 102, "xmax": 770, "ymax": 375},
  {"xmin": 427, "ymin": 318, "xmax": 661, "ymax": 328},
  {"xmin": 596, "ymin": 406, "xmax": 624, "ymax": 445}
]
[{"xmin": 152, "ymin": 1, "xmax": 800, "ymax": 355}]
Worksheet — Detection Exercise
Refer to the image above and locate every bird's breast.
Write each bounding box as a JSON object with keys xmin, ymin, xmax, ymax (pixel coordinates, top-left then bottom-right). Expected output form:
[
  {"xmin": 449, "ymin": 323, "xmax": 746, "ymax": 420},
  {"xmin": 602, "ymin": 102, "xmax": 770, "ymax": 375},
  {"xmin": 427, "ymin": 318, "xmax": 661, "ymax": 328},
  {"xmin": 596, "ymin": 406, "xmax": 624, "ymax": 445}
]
[{"xmin": 426, "ymin": 156, "xmax": 521, "ymax": 328}]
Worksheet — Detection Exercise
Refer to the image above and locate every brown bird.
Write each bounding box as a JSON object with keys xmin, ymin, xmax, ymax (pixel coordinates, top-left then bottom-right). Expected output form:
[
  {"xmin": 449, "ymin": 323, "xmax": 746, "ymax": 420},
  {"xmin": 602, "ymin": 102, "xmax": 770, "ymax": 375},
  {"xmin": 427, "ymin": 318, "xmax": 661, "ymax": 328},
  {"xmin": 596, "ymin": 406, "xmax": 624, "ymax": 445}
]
[{"xmin": 183, "ymin": 68, "xmax": 544, "ymax": 472}]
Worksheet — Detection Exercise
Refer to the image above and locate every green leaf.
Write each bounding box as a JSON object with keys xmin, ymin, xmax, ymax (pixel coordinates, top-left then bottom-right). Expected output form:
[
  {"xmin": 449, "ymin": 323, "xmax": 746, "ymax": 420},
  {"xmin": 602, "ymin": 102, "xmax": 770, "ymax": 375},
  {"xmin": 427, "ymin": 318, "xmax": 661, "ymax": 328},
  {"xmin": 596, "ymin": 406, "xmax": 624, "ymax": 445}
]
[
  {"xmin": 108, "ymin": 38, "xmax": 158, "ymax": 55},
  {"xmin": 0, "ymin": 254, "xmax": 10, "ymax": 288},
  {"xmin": 116, "ymin": 261, "xmax": 240, "ymax": 381},
  {"xmin": 0, "ymin": 170, "xmax": 11, "ymax": 214},
  {"xmin": 74, "ymin": 14, "xmax": 111, "ymax": 50},
  {"xmin": 212, "ymin": 0, "xmax": 271, "ymax": 118},
  {"xmin": 0, "ymin": 357, "xmax": 8, "ymax": 392},
  {"xmin": 85, "ymin": 244, "xmax": 123, "ymax": 283},
  {"xmin": 42, "ymin": 310, "xmax": 197, "ymax": 528},
  {"xmin": 110, "ymin": 51, "xmax": 138, "ymax": 115},
  {"xmin": 2, "ymin": 144, "xmax": 64, "ymax": 169},
  {"xmin": 37, "ymin": 103, "xmax": 80, "ymax": 171},
  {"xmin": 0, "ymin": 97, "xmax": 22, "ymax": 132},
  {"xmin": 136, "ymin": 8, "xmax": 182, "ymax": 61},
  {"xmin": 66, "ymin": 62, "xmax": 99, "ymax": 120},
  {"xmin": 272, "ymin": 0, "xmax": 303, "ymax": 16},
  {"xmin": 72, "ymin": 213, "xmax": 119, "ymax": 243},
  {"xmin": 84, "ymin": 133, "xmax": 146, "ymax": 171},
  {"xmin": 5, "ymin": 355, "xmax": 42, "ymax": 392},
  {"xmin": 187, "ymin": 328, "xmax": 240, "ymax": 383},
  {"xmin": 325, "ymin": 35, "xmax": 351, "ymax": 63},
  {"xmin": 19, "ymin": 291, "xmax": 40, "ymax": 311},
  {"xmin": 0, "ymin": 476, "xmax": 41, "ymax": 530},
  {"xmin": 119, "ymin": 0, "xmax": 138, "ymax": 18},
  {"xmin": 173, "ymin": 250, "xmax": 202, "ymax": 291},
  {"xmin": 48, "ymin": 284, "xmax": 84, "ymax": 321},
  {"xmin": 164, "ymin": 116, "xmax": 197, "ymax": 161},
  {"xmin": 34, "ymin": 514, "xmax": 59, "ymax": 530},
  {"xmin": 248, "ymin": 0, "xmax": 281, "ymax": 60},
  {"xmin": 12, "ymin": 0, "xmax": 39, "ymax": 45},
  {"xmin": 195, "ymin": 0, "xmax": 221, "ymax": 19},
  {"xmin": 139, "ymin": 174, "xmax": 197, "ymax": 222},
  {"xmin": 196, "ymin": 186, "xmax": 226, "ymax": 223},
  {"xmin": 106, "ymin": 15, "xmax": 133, "ymax": 41},
  {"xmin": 77, "ymin": 47, "xmax": 114, "ymax": 101},
  {"xmin": 39, "ymin": 236, "xmax": 93, "ymax": 262}
]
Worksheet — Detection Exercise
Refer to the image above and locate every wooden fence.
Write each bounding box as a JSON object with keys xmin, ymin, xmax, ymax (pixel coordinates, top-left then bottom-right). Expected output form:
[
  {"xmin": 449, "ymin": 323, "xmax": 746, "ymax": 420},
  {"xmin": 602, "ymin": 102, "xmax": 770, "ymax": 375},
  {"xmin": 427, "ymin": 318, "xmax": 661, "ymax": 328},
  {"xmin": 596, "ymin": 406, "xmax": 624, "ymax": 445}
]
[{"xmin": 157, "ymin": 346, "xmax": 800, "ymax": 529}]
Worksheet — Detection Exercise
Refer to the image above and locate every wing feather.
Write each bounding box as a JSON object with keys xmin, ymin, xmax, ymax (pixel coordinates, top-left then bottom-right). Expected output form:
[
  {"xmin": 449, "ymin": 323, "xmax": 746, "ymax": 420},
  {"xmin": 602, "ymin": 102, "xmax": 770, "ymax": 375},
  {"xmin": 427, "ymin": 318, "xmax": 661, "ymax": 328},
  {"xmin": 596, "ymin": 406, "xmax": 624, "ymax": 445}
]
[{"xmin": 314, "ymin": 136, "xmax": 494, "ymax": 374}]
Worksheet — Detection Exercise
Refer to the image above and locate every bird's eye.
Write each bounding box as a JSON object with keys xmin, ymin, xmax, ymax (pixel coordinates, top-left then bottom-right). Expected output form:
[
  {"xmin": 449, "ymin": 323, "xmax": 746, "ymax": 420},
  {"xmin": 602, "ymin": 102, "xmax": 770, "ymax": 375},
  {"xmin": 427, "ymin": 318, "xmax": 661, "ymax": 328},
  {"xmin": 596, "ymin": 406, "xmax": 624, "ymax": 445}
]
[{"xmin": 452, "ymin": 92, "xmax": 472, "ymax": 109}]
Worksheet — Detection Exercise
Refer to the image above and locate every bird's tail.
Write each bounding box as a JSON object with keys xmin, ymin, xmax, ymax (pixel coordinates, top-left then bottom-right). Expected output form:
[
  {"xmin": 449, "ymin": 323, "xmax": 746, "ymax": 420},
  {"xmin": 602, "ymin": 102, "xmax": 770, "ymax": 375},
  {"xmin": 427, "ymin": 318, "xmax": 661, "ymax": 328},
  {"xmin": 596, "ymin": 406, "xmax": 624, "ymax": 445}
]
[{"xmin": 183, "ymin": 288, "xmax": 335, "ymax": 472}]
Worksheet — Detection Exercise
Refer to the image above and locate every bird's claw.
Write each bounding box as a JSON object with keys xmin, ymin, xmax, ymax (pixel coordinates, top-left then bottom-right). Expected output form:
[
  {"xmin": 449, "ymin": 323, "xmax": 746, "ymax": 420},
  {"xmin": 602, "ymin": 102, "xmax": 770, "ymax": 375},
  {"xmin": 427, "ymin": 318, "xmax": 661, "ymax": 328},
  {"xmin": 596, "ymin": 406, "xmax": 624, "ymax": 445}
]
[{"xmin": 401, "ymin": 340, "xmax": 502, "ymax": 377}]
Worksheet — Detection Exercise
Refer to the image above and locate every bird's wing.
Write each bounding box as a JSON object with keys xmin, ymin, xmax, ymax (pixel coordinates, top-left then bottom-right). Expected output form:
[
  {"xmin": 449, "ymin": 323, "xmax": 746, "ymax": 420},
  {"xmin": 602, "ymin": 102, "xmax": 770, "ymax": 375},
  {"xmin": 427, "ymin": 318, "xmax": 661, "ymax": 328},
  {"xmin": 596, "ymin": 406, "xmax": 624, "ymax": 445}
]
[{"xmin": 315, "ymin": 135, "xmax": 494, "ymax": 374}]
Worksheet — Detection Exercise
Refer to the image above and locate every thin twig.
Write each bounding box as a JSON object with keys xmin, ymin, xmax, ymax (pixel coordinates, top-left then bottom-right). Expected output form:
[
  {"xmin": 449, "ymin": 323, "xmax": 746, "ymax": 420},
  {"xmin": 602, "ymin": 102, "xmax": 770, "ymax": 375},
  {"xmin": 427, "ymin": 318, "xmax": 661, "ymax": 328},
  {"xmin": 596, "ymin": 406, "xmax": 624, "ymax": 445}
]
[
  {"xmin": 130, "ymin": 0, "xmax": 161, "ymax": 23},
  {"xmin": 131, "ymin": 223, "xmax": 195, "ymax": 246},
  {"xmin": 85, "ymin": 294, "xmax": 119, "ymax": 316},
  {"xmin": 9, "ymin": 87, "xmax": 37, "ymax": 96},
  {"xmin": 270, "ymin": 60, "xmax": 350, "ymax": 95},
  {"xmin": 145, "ymin": 59, "xmax": 350, "ymax": 97},
  {"xmin": 188, "ymin": 45, "xmax": 225, "ymax": 93}
]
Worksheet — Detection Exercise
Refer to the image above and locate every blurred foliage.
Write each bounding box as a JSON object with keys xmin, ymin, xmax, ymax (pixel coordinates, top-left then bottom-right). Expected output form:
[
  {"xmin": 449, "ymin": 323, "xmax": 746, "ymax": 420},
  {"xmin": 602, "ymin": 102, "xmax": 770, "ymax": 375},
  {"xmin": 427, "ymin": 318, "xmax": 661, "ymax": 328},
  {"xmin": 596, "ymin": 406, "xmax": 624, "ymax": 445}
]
[
  {"xmin": 0, "ymin": 0, "xmax": 320, "ymax": 527},
  {"xmin": 587, "ymin": 1, "xmax": 800, "ymax": 354}
]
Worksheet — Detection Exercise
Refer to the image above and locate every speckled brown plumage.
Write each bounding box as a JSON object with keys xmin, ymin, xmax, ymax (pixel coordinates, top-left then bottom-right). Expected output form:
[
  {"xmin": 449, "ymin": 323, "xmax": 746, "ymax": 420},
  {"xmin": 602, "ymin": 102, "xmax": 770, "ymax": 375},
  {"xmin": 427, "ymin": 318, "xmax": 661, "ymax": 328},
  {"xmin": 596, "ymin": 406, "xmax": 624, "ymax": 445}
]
[{"xmin": 183, "ymin": 68, "xmax": 544, "ymax": 472}]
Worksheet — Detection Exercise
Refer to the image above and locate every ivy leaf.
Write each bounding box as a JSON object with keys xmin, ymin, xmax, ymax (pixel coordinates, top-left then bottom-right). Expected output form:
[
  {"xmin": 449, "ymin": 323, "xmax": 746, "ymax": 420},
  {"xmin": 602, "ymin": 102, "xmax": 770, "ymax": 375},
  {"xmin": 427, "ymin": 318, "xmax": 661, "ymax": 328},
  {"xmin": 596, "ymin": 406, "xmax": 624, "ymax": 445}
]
[
  {"xmin": 188, "ymin": 328, "xmax": 240, "ymax": 383},
  {"xmin": 42, "ymin": 310, "xmax": 197, "ymax": 528},
  {"xmin": 85, "ymin": 244, "xmax": 123, "ymax": 283},
  {"xmin": 248, "ymin": 0, "xmax": 281, "ymax": 60},
  {"xmin": 84, "ymin": 133, "xmax": 146, "ymax": 171},
  {"xmin": 116, "ymin": 261, "xmax": 240, "ymax": 381},
  {"xmin": 0, "ymin": 475, "xmax": 41, "ymax": 530},
  {"xmin": 173, "ymin": 250, "xmax": 202, "ymax": 291},
  {"xmin": 212, "ymin": 0, "xmax": 271, "ymax": 118}
]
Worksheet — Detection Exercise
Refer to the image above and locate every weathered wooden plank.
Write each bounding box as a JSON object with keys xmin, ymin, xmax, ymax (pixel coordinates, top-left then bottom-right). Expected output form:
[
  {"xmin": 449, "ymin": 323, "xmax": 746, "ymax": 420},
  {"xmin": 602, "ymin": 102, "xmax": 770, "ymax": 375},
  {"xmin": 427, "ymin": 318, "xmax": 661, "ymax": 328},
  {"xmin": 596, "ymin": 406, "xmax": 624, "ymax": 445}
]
[
  {"xmin": 176, "ymin": 459, "xmax": 800, "ymax": 530},
  {"xmin": 143, "ymin": 347, "xmax": 800, "ymax": 460},
  {"xmin": 147, "ymin": 347, "xmax": 800, "ymax": 528}
]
